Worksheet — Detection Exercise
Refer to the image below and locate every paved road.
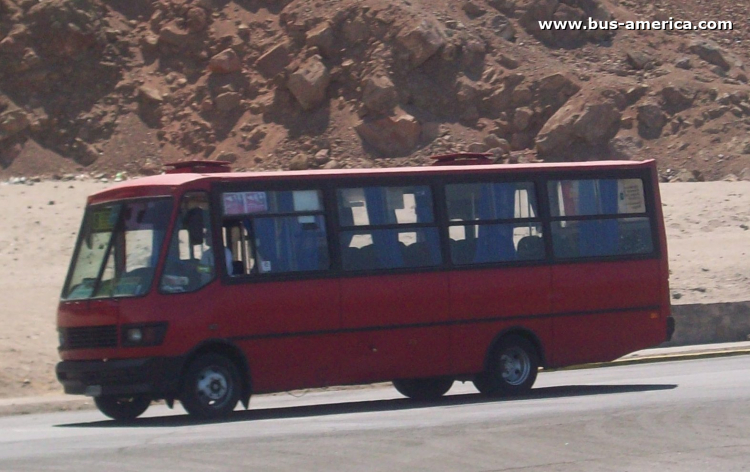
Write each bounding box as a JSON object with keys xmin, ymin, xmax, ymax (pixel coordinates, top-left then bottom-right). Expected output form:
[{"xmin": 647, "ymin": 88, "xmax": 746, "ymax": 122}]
[{"xmin": 1, "ymin": 356, "xmax": 748, "ymax": 472}]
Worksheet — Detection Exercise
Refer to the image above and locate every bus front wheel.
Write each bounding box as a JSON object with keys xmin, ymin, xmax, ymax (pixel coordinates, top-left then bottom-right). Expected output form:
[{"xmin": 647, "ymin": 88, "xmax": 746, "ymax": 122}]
[
  {"xmin": 94, "ymin": 394, "xmax": 151, "ymax": 421},
  {"xmin": 180, "ymin": 354, "xmax": 241, "ymax": 419},
  {"xmin": 473, "ymin": 335, "xmax": 539, "ymax": 397},
  {"xmin": 392, "ymin": 377, "xmax": 454, "ymax": 401}
]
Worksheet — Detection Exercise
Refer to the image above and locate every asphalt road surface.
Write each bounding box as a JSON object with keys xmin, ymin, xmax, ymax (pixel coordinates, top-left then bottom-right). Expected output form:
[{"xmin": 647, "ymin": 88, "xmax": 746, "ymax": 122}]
[{"xmin": 1, "ymin": 356, "xmax": 748, "ymax": 472}]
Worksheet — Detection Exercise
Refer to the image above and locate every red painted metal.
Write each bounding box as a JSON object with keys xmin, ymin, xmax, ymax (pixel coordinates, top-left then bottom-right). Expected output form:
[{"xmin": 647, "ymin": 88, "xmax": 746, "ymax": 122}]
[{"xmin": 58, "ymin": 158, "xmax": 670, "ymax": 397}]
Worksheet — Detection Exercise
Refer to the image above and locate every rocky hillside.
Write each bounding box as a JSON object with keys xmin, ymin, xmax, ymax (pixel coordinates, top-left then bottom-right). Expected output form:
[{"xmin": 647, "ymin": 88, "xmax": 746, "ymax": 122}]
[{"xmin": 1, "ymin": 0, "xmax": 750, "ymax": 181}]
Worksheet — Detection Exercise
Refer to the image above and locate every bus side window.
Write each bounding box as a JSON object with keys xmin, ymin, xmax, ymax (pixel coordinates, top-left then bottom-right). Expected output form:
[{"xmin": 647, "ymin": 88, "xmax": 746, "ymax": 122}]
[
  {"xmin": 337, "ymin": 186, "xmax": 441, "ymax": 271},
  {"xmin": 445, "ymin": 182, "xmax": 544, "ymax": 265},
  {"xmin": 548, "ymin": 179, "xmax": 654, "ymax": 259}
]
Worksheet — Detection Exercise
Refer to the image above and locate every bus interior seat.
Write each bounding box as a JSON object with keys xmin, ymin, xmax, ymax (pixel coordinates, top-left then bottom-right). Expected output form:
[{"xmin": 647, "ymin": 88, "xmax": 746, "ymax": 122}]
[
  {"xmin": 402, "ymin": 242, "xmax": 432, "ymax": 267},
  {"xmin": 231, "ymin": 260, "xmax": 244, "ymax": 276},
  {"xmin": 473, "ymin": 234, "xmax": 515, "ymax": 264},
  {"xmin": 450, "ymin": 239, "xmax": 475, "ymax": 265},
  {"xmin": 553, "ymin": 233, "xmax": 578, "ymax": 258},
  {"xmin": 341, "ymin": 244, "xmax": 380, "ymax": 271},
  {"xmin": 516, "ymin": 235, "xmax": 544, "ymax": 260}
]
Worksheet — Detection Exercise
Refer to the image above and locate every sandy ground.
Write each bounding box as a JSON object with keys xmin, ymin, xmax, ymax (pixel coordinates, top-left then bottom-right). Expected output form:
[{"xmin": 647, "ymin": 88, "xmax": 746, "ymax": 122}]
[{"xmin": 0, "ymin": 179, "xmax": 747, "ymax": 400}]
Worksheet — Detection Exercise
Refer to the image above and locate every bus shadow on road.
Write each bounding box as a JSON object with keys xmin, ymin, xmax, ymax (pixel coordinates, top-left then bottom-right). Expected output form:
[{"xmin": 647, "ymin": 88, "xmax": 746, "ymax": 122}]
[{"xmin": 57, "ymin": 383, "xmax": 677, "ymax": 428}]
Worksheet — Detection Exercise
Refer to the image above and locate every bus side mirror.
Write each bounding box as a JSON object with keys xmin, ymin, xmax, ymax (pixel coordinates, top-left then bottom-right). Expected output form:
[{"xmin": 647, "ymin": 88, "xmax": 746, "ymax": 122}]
[{"xmin": 185, "ymin": 209, "xmax": 204, "ymax": 246}]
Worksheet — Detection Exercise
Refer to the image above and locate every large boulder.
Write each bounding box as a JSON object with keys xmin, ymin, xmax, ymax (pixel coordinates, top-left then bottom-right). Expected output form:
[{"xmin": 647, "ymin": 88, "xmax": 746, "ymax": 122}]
[
  {"xmin": 209, "ymin": 49, "xmax": 242, "ymax": 74},
  {"xmin": 689, "ymin": 39, "xmax": 743, "ymax": 71},
  {"xmin": 214, "ymin": 92, "xmax": 242, "ymax": 112},
  {"xmin": 0, "ymin": 109, "xmax": 30, "ymax": 141},
  {"xmin": 355, "ymin": 113, "xmax": 422, "ymax": 156},
  {"xmin": 536, "ymin": 97, "xmax": 621, "ymax": 157},
  {"xmin": 158, "ymin": 22, "xmax": 190, "ymax": 47},
  {"xmin": 637, "ymin": 103, "xmax": 667, "ymax": 139},
  {"xmin": 255, "ymin": 41, "xmax": 292, "ymax": 78},
  {"xmin": 661, "ymin": 85, "xmax": 694, "ymax": 113},
  {"xmin": 306, "ymin": 22, "xmax": 335, "ymax": 57},
  {"xmin": 25, "ymin": 0, "xmax": 103, "ymax": 58},
  {"xmin": 287, "ymin": 55, "xmax": 331, "ymax": 111},
  {"xmin": 185, "ymin": 7, "xmax": 208, "ymax": 33},
  {"xmin": 397, "ymin": 20, "xmax": 446, "ymax": 69},
  {"xmin": 518, "ymin": 0, "xmax": 560, "ymax": 45},
  {"xmin": 362, "ymin": 75, "xmax": 398, "ymax": 114}
]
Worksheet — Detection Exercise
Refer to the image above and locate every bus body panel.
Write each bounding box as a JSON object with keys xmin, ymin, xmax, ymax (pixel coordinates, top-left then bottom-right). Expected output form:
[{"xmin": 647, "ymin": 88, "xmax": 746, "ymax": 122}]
[
  {"xmin": 448, "ymin": 265, "xmax": 552, "ymax": 373},
  {"xmin": 550, "ymin": 259, "xmax": 663, "ymax": 366},
  {"xmin": 217, "ymin": 278, "xmax": 341, "ymax": 391},
  {"xmin": 338, "ymin": 272, "xmax": 451, "ymax": 383}
]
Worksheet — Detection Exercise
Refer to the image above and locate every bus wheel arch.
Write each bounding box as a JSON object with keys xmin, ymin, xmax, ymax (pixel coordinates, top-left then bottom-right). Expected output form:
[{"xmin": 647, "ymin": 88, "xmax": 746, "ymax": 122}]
[
  {"xmin": 474, "ymin": 329, "xmax": 543, "ymax": 397},
  {"xmin": 179, "ymin": 340, "xmax": 252, "ymax": 415}
]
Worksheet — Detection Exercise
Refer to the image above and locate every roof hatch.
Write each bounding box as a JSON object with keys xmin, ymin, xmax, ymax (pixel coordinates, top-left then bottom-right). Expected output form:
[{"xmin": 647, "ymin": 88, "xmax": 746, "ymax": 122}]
[
  {"xmin": 164, "ymin": 160, "xmax": 232, "ymax": 174},
  {"xmin": 430, "ymin": 153, "xmax": 494, "ymax": 166}
]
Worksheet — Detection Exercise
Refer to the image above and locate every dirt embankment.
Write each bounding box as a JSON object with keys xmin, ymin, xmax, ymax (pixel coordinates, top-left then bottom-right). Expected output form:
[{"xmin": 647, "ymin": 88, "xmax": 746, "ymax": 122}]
[{"xmin": 0, "ymin": 0, "xmax": 749, "ymax": 182}]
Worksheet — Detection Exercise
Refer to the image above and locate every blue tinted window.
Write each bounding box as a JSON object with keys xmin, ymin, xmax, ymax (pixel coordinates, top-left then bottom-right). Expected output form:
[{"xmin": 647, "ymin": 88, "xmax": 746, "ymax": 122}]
[{"xmin": 337, "ymin": 186, "xmax": 440, "ymax": 271}]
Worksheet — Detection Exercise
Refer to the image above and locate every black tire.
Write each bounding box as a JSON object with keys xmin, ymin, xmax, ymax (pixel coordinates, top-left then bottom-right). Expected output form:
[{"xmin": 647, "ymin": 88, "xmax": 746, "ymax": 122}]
[
  {"xmin": 180, "ymin": 354, "xmax": 241, "ymax": 419},
  {"xmin": 94, "ymin": 395, "xmax": 151, "ymax": 421},
  {"xmin": 392, "ymin": 377, "xmax": 454, "ymax": 401},
  {"xmin": 473, "ymin": 335, "xmax": 539, "ymax": 397}
]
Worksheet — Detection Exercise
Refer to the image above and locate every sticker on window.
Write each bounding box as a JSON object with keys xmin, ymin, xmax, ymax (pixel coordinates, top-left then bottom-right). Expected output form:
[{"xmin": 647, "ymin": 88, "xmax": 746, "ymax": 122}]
[
  {"xmin": 223, "ymin": 192, "xmax": 269, "ymax": 215},
  {"xmin": 91, "ymin": 207, "xmax": 117, "ymax": 232},
  {"xmin": 618, "ymin": 179, "xmax": 646, "ymax": 214}
]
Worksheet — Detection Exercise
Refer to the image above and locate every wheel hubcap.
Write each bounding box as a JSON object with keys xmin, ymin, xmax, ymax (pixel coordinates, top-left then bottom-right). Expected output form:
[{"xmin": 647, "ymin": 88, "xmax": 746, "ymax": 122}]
[
  {"xmin": 500, "ymin": 347, "xmax": 531, "ymax": 386},
  {"xmin": 196, "ymin": 367, "xmax": 230, "ymax": 405}
]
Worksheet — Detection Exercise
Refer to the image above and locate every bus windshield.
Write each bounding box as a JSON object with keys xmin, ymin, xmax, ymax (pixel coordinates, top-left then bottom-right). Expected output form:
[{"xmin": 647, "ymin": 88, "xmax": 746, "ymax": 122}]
[{"xmin": 62, "ymin": 198, "xmax": 173, "ymax": 300}]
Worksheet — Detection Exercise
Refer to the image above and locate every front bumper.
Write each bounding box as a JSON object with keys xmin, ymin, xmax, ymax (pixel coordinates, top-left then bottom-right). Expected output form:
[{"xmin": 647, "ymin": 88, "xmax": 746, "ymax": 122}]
[{"xmin": 56, "ymin": 357, "xmax": 184, "ymax": 398}]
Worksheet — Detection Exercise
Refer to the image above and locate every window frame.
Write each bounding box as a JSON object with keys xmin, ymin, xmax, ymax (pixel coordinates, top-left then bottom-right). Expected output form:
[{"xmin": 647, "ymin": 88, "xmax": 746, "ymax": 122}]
[
  {"xmin": 209, "ymin": 167, "xmax": 660, "ymax": 285},
  {"xmin": 335, "ymin": 183, "xmax": 443, "ymax": 272},
  {"xmin": 62, "ymin": 196, "xmax": 174, "ymax": 301},
  {"xmin": 442, "ymin": 179, "xmax": 546, "ymax": 267},
  {"xmin": 213, "ymin": 183, "xmax": 333, "ymax": 282},
  {"xmin": 541, "ymin": 171, "xmax": 661, "ymax": 263}
]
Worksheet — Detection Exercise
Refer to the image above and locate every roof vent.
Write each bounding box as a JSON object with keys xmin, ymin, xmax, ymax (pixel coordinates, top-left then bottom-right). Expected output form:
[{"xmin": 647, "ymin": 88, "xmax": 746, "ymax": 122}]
[
  {"xmin": 430, "ymin": 153, "xmax": 494, "ymax": 166},
  {"xmin": 164, "ymin": 160, "xmax": 232, "ymax": 174}
]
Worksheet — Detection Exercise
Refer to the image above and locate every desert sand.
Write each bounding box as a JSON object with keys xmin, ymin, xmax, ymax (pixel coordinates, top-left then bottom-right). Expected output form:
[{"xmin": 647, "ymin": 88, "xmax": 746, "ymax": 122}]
[{"xmin": 0, "ymin": 179, "xmax": 747, "ymax": 399}]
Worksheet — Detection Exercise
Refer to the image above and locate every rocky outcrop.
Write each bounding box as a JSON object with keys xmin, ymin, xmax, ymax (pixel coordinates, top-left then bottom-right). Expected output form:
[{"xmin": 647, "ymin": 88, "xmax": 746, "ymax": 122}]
[
  {"xmin": 362, "ymin": 75, "xmax": 398, "ymax": 115},
  {"xmin": 397, "ymin": 20, "xmax": 446, "ymax": 68},
  {"xmin": 288, "ymin": 55, "xmax": 331, "ymax": 111},
  {"xmin": 637, "ymin": 103, "xmax": 667, "ymax": 139},
  {"xmin": 0, "ymin": 109, "xmax": 29, "ymax": 142},
  {"xmin": 689, "ymin": 39, "xmax": 743, "ymax": 71},
  {"xmin": 536, "ymin": 96, "xmax": 621, "ymax": 158},
  {"xmin": 209, "ymin": 49, "xmax": 242, "ymax": 75},
  {"xmin": 256, "ymin": 42, "xmax": 292, "ymax": 78},
  {"xmin": 355, "ymin": 113, "xmax": 422, "ymax": 156}
]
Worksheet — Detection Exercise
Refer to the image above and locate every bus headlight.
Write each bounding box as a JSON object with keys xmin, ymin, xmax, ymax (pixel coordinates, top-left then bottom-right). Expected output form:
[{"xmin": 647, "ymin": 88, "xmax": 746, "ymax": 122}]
[{"xmin": 121, "ymin": 323, "xmax": 168, "ymax": 347}]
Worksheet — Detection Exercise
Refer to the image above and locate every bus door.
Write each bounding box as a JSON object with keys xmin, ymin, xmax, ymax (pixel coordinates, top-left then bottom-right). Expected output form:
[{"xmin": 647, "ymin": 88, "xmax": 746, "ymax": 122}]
[{"xmin": 212, "ymin": 189, "xmax": 341, "ymax": 392}]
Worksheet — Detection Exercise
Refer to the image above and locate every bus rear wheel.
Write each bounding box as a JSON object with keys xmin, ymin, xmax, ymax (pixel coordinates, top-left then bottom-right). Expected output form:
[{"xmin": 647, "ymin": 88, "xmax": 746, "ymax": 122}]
[
  {"xmin": 392, "ymin": 377, "xmax": 454, "ymax": 401},
  {"xmin": 94, "ymin": 394, "xmax": 151, "ymax": 421},
  {"xmin": 473, "ymin": 335, "xmax": 539, "ymax": 397},
  {"xmin": 180, "ymin": 354, "xmax": 241, "ymax": 419}
]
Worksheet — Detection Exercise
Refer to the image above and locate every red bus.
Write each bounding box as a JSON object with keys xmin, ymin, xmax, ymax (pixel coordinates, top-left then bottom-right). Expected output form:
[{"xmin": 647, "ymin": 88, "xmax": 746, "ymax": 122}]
[{"xmin": 56, "ymin": 156, "xmax": 674, "ymax": 420}]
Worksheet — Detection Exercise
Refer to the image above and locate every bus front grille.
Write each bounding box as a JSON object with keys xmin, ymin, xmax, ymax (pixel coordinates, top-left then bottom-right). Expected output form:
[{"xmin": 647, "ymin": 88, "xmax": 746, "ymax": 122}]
[{"xmin": 60, "ymin": 326, "xmax": 118, "ymax": 350}]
